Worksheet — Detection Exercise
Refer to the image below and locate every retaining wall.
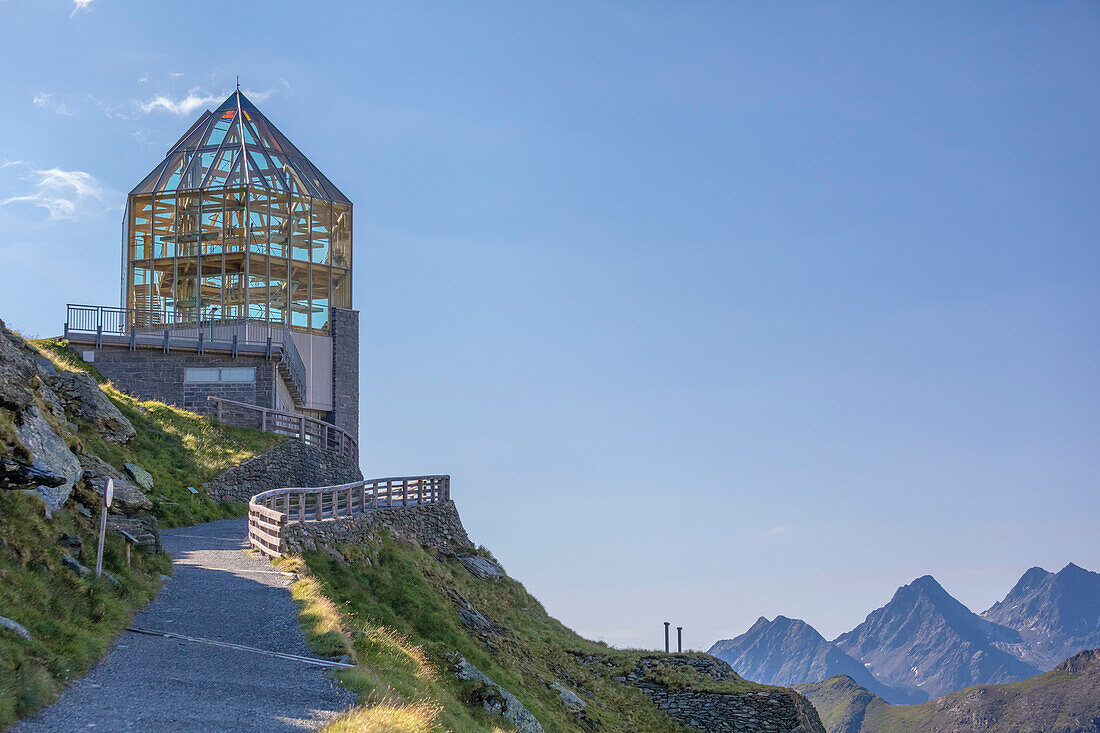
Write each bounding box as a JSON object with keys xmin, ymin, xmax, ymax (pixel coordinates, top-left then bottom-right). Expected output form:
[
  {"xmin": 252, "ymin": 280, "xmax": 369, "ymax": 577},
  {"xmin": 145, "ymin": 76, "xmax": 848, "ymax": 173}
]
[
  {"xmin": 204, "ymin": 438, "xmax": 363, "ymax": 504},
  {"xmin": 283, "ymin": 500, "xmax": 473, "ymax": 555}
]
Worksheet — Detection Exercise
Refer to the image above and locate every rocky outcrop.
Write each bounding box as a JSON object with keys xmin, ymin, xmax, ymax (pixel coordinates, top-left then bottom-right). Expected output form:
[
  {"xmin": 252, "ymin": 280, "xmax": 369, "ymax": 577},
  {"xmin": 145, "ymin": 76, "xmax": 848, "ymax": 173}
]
[
  {"xmin": 15, "ymin": 406, "xmax": 83, "ymax": 512},
  {"xmin": 450, "ymin": 653, "xmax": 545, "ymax": 733},
  {"xmin": 48, "ymin": 371, "xmax": 135, "ymax": 443},
  {"xmin": 282, "ymin": 500, "xmax": 474, "ymax": 556},
  {"xmin": 78, "ymin": 454, "xmax": 153, "ymax": 513},
  {"xmin": 203, "ymin": 439, "xmax": 362, "ymax": 504},
  {"xmin": 458, "ymin": 554, "xmax": 505, "ymax": 579},
  {"xmin": 583, "ymin": 653, "xmax": 826, "ymax": 733},
  {"xmin": 106, "ymin": 513, "xmax": 161, "ymax": 553}
]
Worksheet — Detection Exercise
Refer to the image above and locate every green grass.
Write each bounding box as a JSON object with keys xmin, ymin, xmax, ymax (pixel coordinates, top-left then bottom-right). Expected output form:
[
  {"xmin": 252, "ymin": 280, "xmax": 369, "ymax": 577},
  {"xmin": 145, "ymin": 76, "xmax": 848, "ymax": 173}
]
[
  {"xmin": 0, "ymin": 491, "xmax": 170, "ymax": 726},
  {"xmin": 281, "ymin": 531, "xmax": 773, "ymax": 733},
  {"xmin": 31, "ymin": 339, "xmax": 283, "ymax": 527},
  {"xmin": 0, "ymin": 335, "xmax": 283, "ymax": 725}
]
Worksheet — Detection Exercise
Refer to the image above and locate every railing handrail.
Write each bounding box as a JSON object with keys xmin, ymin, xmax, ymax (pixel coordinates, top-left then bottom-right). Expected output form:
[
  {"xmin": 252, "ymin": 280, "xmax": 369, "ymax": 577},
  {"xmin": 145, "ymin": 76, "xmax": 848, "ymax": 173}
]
[
  {"xmin": 279, "ymin": 324, "xmax": 308, "ymax": 400},
  {"xmin": 65, "ymin": 304, "xmax": 291, "ymax": 346},
  {"xmin": 208, "ymin": 396, "xmax": 358, "ymax": 463},
  {"xmin": 247, "ymin": 474, "xmax": 451, "ymax": 557}
]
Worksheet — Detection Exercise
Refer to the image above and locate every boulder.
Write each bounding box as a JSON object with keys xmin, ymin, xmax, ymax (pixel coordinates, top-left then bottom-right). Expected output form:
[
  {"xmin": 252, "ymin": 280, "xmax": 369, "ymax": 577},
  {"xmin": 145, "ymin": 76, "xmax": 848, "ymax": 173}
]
[
  {"xmin": 78, "ymin": 454, "xmax": 152, "ymax": 512},
  {"xmin": 549, "ymin": 683, "xmax": 587, "ymax": 714},
  {"xmin": 123, "ymin": 462, "xmax": 154, "ymax": 491},
  {"xmin": 0, "ymin": 616, "xmax": 31, "ymax": 642},
  {"xmin": 15, "ymin": 406, "xmax": 82, "ymax": 511},
  {"xmin": 48, "ymin": 372, "xmax": 135, "ymax": 443}
]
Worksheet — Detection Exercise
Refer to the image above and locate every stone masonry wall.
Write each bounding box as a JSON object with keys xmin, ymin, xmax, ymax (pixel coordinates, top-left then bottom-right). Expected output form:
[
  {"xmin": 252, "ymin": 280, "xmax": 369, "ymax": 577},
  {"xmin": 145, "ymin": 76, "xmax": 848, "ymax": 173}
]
[
  {"xmin": 581, "ymin": 655, "xmax": 826, "ymax": 733},
  {"xmin": 203, "ymin": 438, "xmax": 363, "ymax": 504},
  {"xmin": 282, "ymin": 500, "xmax": 473, "ymax": 556},
  {"xmin": 86, "ymin": 345, "xmax": 275, "ymax": 415},
  {"xmin": 329, "ymin": 307, "xmax": 359, "ymax": 442}
]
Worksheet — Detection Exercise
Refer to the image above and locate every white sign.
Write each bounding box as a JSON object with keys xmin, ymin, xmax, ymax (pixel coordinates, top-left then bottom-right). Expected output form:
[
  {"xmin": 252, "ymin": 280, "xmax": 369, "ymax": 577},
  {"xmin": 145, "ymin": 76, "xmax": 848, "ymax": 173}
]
[{"xmin": 104, "ymin": 477, "xmax": 114, "ymax": 508}]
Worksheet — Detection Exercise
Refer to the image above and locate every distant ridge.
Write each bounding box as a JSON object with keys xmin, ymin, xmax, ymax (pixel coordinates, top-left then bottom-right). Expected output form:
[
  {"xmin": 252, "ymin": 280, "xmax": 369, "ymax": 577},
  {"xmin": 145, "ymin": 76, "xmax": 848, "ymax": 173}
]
[
  {"xmin": 833, "ymin": 575, "xmax": 1040, "ymax": 700},
  {"xmin": 795, "ymin": 647, "xmax": 1100, "ymax": 733},
  {"xmin": 707, "ymin": 616, "xmax": 924, "ymax": 704},
  {"xmin": 983, "ymin": 563, "xmax": 1100, "ymax": 669}
]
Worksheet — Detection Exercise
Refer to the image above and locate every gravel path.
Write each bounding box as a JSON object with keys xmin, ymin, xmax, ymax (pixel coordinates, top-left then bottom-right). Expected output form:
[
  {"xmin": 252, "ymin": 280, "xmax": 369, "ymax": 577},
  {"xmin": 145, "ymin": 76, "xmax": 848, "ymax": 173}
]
[{"xmin": 14, "ymin": 517, "xmax": 356, "ymax": 732}]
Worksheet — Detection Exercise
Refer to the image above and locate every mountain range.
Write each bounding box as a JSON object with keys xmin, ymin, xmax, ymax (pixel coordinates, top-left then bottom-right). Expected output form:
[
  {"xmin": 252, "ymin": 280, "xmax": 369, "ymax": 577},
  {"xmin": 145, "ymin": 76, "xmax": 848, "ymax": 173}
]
[
  {"xmin": 794, "ymin": 648, "xmax": 1100, "ymax": 733},
  {"xmin": 709, "ymin": 563, "xmax": 1100, "ymax": 703}
]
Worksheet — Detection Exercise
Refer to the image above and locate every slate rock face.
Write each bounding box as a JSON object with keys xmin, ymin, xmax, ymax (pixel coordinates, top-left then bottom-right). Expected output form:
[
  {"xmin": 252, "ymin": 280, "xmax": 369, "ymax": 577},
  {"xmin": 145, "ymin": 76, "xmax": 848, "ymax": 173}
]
[
  {"xmin": 14, "ymin": 406, "xmax": 83, "ymax": 512},
  {"xmin": 458, "ymin": 554, "xmax": 505, "ymax": 579},
  {"xmin": 48, "ymin": 372, "xmax": 135, "ymax": 443},
  {"xmin": 0, "ymin": 320, "xmax": 38, "ymax": 411}
]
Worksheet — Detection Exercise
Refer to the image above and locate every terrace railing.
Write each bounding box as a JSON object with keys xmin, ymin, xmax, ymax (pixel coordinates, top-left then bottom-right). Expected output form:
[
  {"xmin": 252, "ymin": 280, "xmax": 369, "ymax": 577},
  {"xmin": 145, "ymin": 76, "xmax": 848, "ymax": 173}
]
[
  {"xmin": 65, "ymin": 304, "xmax": 307, "ymax": 402},
  {"xmin": 248, "ymin": 475, "xmax": 451, "ymax": 557},
  {"xmin": 208, "ymin": 397, "xmax": 358, "ymax": 464}
]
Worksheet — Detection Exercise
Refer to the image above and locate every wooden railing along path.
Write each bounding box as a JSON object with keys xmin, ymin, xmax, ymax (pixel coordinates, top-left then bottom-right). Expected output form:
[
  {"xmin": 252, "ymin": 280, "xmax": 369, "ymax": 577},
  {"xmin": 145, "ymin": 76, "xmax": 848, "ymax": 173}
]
[
  {"xmin": 208, "ymin": 397, "xmax": 358, "ymax": 463},
  {"xmin": 248, "ymin": 476, "xmax": 450, "ymax": 557}
]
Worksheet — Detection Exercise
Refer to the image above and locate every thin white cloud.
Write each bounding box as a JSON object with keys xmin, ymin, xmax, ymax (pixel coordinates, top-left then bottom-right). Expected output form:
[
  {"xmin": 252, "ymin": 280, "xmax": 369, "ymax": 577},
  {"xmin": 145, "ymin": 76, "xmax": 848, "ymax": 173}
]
[
  {"xmin": 33, "ymin": 92, "xmax": 74, "ymax": 116},
  {"xmin": 764, "ymin": 525, "xmax": 786, "ymax": 537},
  {"xmin": 70, "ymin": 0, "xmax": 95, "ymax": 18},
  {"xmin": 0, "ymin": 165, "xmax": 112, "ymax": 221},
  {"xmin": 137, "ymin": 75, "xmax": 148, "ymax": 84},
  {"xmin": 138, "ymin": 89, "xmax": 222, "ymax": 115},
  {"xmin": 169, "ymin": 72, "xmax": 184, "ymax": 79}
]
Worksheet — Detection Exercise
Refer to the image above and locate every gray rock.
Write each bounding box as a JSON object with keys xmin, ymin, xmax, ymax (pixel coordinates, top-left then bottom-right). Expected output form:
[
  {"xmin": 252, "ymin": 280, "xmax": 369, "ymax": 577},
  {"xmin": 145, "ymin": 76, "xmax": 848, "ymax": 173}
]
[
  {"xmin": 49, "ymin": 371, "xmax": 135, "ymax": 443},
  {"xmin": 0, "ymin": 319, "xmax": 38, "ymax": 411},
  {"xmin": 32, "ymin": 355, "xmax": 58, "ymax": 377},
  {"xmin": 107, "ymin": 513, "xmax": 161, "ymax": 553},
  {"xmin": 550, "ymin": 682, "xmax": 587, "ymax": 714},
  {"xmin": 1, "ymin": 456, "xmax": 68, "ymax": 492},
  {"xmin": 0, "ymin": 615, "xmax": 31, "ymax": 642},
  {"xmin": 459, "ymin": 554, "xmax": 505, "ymax": 579},
  {"xmin": 79, "ymin": 454, "xmax": 152, "ymax": 512},
  {"xmin": 62, "ymin": 554, "xmax": 92, "ymax": 576},
  {"xmin": 123, "ymin": 462, "xmax": 154, "ymax": 491},
  {"xmin": 15, "ymin": 405, "xmax": 82, "ymax": 511},
  {"xmin": 450, "ymin": 654, "xmax": 544, "ymax": 733}
]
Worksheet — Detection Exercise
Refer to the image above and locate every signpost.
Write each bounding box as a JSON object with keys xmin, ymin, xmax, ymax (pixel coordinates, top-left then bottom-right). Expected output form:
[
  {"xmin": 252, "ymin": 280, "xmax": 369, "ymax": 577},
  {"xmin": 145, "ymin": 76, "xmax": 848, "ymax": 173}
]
[{"xmin": 95, "ymin": 478, "xmax": 113, "ymax": 578}]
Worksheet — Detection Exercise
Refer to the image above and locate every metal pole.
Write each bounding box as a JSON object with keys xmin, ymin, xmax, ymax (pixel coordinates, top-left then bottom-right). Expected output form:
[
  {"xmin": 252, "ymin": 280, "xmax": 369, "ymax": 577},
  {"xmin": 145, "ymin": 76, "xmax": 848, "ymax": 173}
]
[
  {"xmin": 664, "ymin": 622, "xmax": 670, "ymax": 653},
  {"xmin": 677, "ymin": 627, "xmax": 683, "ymax": 653}
]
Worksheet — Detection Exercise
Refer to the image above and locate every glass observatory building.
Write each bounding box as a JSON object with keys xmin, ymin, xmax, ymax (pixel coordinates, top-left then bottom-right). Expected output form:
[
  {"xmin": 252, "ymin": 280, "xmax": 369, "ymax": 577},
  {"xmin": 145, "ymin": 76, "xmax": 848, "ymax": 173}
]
[
  {"xmin": 61, "ymin": 90, "xmax": 362, "ymax": 438},
  {"xmin": 124, "ymin": 90, "xmax": 351, "ymax": 334}
]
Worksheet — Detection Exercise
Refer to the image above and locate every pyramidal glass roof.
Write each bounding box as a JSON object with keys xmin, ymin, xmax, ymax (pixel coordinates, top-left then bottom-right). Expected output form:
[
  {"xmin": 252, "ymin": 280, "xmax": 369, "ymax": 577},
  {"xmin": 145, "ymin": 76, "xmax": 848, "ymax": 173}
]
[{"xmin": 129, "ymin": 91, "xmax": 350, "ymax": 204}]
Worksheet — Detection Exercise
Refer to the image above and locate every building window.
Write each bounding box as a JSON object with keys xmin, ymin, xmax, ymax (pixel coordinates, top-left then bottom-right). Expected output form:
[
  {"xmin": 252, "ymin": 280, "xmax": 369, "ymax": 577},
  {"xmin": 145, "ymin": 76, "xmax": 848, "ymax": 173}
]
[
  {"xmin": 185, "ymin": 367, "xmax": 255, "ymax": 383},
  {"xmin": 220, "ymin": 367, "xmax": 256, "ymax": 382}
]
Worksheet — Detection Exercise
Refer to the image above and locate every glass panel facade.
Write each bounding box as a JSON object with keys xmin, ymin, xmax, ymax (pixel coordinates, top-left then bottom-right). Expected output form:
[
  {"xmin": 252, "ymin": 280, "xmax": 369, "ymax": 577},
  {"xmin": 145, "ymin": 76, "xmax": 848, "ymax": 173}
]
[{"xmin": 122, "ymin": 91, "xmax": 352, "ymax": 335}]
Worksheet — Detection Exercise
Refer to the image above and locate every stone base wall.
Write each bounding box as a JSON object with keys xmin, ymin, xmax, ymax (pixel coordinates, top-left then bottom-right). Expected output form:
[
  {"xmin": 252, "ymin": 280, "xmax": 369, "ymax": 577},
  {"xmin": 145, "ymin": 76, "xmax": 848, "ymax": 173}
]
[
  {"xmin": 283, "ymin": 500, "xmax": 473, "ymax": 555},
  {"xmin": 83, "ymin": 344, "xmax": 276, "ymax": 415},
  {"xmin": 203, "ymin": 439, "xmax": 363, "ymax": 504}
]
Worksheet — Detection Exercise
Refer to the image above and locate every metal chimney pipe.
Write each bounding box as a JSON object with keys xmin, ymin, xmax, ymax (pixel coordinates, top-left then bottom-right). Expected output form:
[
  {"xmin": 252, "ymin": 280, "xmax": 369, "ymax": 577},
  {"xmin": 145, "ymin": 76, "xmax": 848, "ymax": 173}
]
[
  {"xmin": 677, "ymin": 626, "xmax": 683, "ymax": 653},
  {"xmin": 664, "ymin": 622, "xmax": 670, "ymax": 653}
]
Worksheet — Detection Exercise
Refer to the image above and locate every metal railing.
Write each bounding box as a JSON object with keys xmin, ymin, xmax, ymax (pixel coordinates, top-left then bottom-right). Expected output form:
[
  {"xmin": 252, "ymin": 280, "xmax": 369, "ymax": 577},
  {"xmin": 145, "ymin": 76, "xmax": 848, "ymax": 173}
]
[
  {"xmin": 208, "ymin": 397, "xmax": 358, "ymax": 463},
  {"xmin": 248, "ymin": 476, "xmax": 451, "ymax": 556},
  {"xmin": 64, "ymin": 304, "xmax": 307, "ymax": 401}
]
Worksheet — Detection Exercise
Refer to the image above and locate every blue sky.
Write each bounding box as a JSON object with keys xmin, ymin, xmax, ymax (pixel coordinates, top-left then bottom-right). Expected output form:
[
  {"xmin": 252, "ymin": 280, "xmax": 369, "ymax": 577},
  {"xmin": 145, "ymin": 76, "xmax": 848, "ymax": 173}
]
[{"xmin": 1, "ymin": 1, "xmax": 1098, "ymax": 648}]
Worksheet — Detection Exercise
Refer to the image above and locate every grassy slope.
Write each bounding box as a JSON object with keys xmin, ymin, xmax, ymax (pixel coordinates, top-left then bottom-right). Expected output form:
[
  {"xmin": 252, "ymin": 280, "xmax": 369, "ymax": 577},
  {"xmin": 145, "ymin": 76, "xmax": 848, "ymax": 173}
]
[
  {"xmin": 796, "ymin": 658, "xmax": 1100, "ymax": 733},
  {"xmin": 0, "ymin": 338, "xmax": 282, "ymax": 725},
  {"xmin": 282, "ymin": 532, "xmax": 775, "ymax": 733}
]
